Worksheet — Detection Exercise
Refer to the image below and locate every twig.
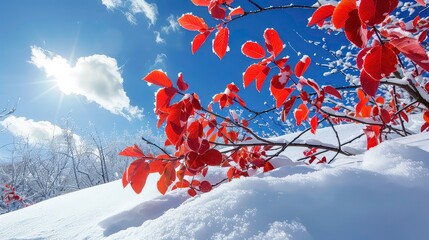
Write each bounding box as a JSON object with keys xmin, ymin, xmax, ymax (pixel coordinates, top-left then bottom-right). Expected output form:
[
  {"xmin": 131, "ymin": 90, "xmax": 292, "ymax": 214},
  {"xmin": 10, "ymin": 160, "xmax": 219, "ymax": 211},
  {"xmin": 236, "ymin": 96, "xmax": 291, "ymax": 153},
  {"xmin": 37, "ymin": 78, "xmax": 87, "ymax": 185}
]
[
  {"xmin": 248, "ymin": 0, "xmax": 263, "ymax": 10},
  {"xmin": 228, "ymin": 5, "xmax": 317, "ymax": 24},
  {"xmin": 327, "ymin": 118, "xmax": 341, "ymax": 164},
  {"xmin": 297, "ymin": 133, "xmax": 365, "ymax": 162},
  {"xmin": 141, "ymin": 136, "xmax": 172, "ymax": 157},
  {"xmin": 393, "ymin": 86, "xmax": 408, "ymax": 136}
]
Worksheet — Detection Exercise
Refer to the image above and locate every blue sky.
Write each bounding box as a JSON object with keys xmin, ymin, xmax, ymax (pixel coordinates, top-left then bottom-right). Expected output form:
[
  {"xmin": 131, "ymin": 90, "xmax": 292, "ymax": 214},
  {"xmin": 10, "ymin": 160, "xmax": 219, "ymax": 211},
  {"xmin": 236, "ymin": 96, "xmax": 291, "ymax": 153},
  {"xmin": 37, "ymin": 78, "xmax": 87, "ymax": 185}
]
[{"xmin": 0, "ymin": 0, "xmax": 346, "ymax": 149}]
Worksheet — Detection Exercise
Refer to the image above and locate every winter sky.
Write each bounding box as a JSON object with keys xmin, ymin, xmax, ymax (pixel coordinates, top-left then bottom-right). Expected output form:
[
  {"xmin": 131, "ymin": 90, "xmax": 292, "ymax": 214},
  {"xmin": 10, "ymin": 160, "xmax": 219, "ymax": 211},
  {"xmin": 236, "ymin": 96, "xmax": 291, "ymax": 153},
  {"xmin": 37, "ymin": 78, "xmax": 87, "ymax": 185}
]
[{"xmin": 0, "ymin": 0, "xmax": 340, "ymax": 151}]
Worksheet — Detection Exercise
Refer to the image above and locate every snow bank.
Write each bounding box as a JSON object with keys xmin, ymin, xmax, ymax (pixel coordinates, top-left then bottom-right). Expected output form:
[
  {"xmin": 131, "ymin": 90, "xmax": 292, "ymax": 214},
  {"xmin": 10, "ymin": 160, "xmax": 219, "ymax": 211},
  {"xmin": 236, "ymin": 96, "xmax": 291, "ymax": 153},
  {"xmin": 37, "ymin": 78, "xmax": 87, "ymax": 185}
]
[
  {"xmin": 1, "ymin": 128, "xmax": 428, "ymax": 240},
  {"xmin": 108, "ymin": 138, "xmax": 429, "ymax": 239}
]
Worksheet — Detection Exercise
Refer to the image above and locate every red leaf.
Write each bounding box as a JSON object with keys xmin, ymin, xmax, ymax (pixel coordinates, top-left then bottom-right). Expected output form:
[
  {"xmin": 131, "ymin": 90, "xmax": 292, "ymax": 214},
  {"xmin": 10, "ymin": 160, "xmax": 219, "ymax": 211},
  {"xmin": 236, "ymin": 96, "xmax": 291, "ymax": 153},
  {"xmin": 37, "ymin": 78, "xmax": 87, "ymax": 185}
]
[
  {"xmin": 275, "ymin": 57, "xmax": 290, "ymax": 68},
  {"xmin": 264, "ymin": 28, "xmax": 284, "ymax": 57},
  {"xmin": 191, "ymin": 93, "xmax": 202, "ymax": 110},
  {"xmin": 390, "ymin": 37, "xmax": 429, "ymax": 72},
  {"xmin": 281, "ymin": 96, "xmax": 298, "ymax": 122},
  {"xmin": 176, "ymin": 72, "xmax": 189, "ymax": 91},
  {"xmin": 143, "ymin": 70, "xmax": 173, "ymax": 88},
  {"xmin": 119, "ymin": 144, "xmax": 145, "ymax": 158},
  {"xmin": 357, "ymin": 47, "xmax": 371, "ymax": 69},
  {"xmin": 200, "ymin": 149, "xmax": 223, "ymax": 166},
  {"xmin": 310, "ymin": 115, "xmax": 318, "ymax": 134},
  {"xmin": 178, "ymin": 14, "xmax": 208, "ymax": 31},
  {"xmin": 157, "ymin": 163, "xmax": 175, "ymax": 195},
  {"xmin": 243, "ymin": 64, "xmax": 270, "ymax": 92},
  {"xmin": 229, "ymin": 6, "xmax": 244, "ymax": 18},
  {"xmin": 332, "ymin": 0, "xmax": 356, "ymax": 29},
  {"xmin": 186, "ymin": 152, "xmax": 205, "ymax": 172},
  {"xmin": 344, "ymin": 9, "xmax": 369, "ymax": 48},
  {"xmin": 198, "ymin": 139, "xmax": 210, "ymax": 154},
  {"xmin": 157, "ymin": 175, "xmax": 168, "ymax": 195},
  {"xmin": 165, "ymin": 103, "xmax": 186, "ymax": 145},
  {"xmin": 227, "ymin": 83, "xmax": 239, "ymax": 92},
  {"xmin": 263, "ymin": 162, "xmax": 275, "ymax": 173},
  {"xmin": 155, "ymin": 87, "xmax": 178, "ymax": 112},
  {"xmin": 255, "ymin": 67, "xmax": 271, "ymax": 92},
  {"xmin": 175, "ymin": 179, "xmax": 190, "ymax": 188},
  {"xmin": 270, "ymin": 75, "xmax": 294, "ymax": 108},
  {"xmin": 359, "ymin": 0, "xmax": 398, "ymax": 26},
  {"xmin": 199, "ymin": 181, "xmax": 212, "ymax": 193},
  {"xmin": 422, "ymin": 122, "xmax": 429, "ymax": 132},
  {"xmin": 187, "ymin": 121, "xmax": 203, "ymax": 152},
  {"xmin": 241, "ymin": 41, "xmax": 266, "ymax": 59},
  {"xmin": 363, "ymin": 45, "xmax": 398, "ymax": 80},
  {"xmin": 308, "ymin": 4, "xmax": 335, "ymax": 27},
  {"xmin": 424, "ymin": 111, "xmax": 429, "ymax": 123},
  {"xmin": 157, "ymin": 112, "xmax": 168, "ymax": 128},
  {"xmin": 227, "ymin": 167, "xmax": 236, "ymax": 180},
  {"xmin": 209, "ymin": 2, "xmax": 226, "ymax": 19},
  {"xmin": 188, "ymin": 188, "xmax": 197, "ymax": 197},
  {"xmin": 294, "ymin": 104, "xmax": 309, "ymax": 126},
  {"xmin": 149, "ymin": 160, "xmax": 166, "ymax": 174},
  {"xmin": 364, "ymin": 126, "xmax": 381, "ymax": 149},
  {"xmin": 125, "ymin": 160, "xmax": 150, "ymax": 194},
  {"xmin": 380, "ymin": 109, "xmax": 391, "ymax": 123},
  {"xmin": 191, "ymin": 0, "xmax": 210, "ymax": 6},
  {"xmin": 192, "ymin": 31, "xmax": 211, "ymax": 54},
  {"xmin": 400, "ymin": 111, "xmax": 409, "ymax": 123},
  {"xmin": 213, "ymin": 27, "xmax": 229, "ymax": 59},
  {"xmin": 418, "ymin": 29, "xmax": 428, "ymax": 43},
  {"xmin": 295, "ymin": 55, "xmax": 311, "ymax": 77},
  {"xmin": 323, "ymin": 85, "xmax": 342, "ymax": 99},
  {"xmin": 122, "ymin": 169, "xmax": 128, "ymax": 187},
  {"xmin": 317, "ymin": 156, "xmax": 327, "ymax": 164},
  {"xmin": 360, "ymin": 70, "xmax": 380, "ymax": 97},
  {"xmin": 416, "ymin": 0, "xmax": 426, "ymax": 6}
]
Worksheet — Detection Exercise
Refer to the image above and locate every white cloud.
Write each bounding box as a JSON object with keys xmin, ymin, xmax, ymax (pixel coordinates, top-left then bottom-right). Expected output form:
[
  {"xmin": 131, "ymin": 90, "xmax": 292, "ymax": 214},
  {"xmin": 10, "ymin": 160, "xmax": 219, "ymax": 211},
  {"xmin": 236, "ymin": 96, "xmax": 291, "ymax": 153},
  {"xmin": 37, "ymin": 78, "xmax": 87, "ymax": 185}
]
[
  {"xmin": 154, "ymin": 31, "xmax": 165, "ymax": 44},
  {"xmin": 161, "ymin": 15, "xmax": 180, "ymax": 34},
  {"xmin": 152, "ymin": 53, "xmax": 167, "ymax": 69},
  {"xmin": 101, "ymin": 0, "xmax": 157, "ymax": 25},
  {"xmin": 129, "ymin": 0, "xmax": 157, "ymax": 25},
  {"xmin": 101, "ymin": 0, "xmax": 122, "ymax": 9},
  {"xmin": 124, "ymin": 12, "xmax": 137, "ymax": 25},
  {"xmin": 30, "ymin": 46, "xmax": 143, "ymax": 120},
  {"xmin": 0, "ymin": 115, "xmax": 83, "ymax": 147}
]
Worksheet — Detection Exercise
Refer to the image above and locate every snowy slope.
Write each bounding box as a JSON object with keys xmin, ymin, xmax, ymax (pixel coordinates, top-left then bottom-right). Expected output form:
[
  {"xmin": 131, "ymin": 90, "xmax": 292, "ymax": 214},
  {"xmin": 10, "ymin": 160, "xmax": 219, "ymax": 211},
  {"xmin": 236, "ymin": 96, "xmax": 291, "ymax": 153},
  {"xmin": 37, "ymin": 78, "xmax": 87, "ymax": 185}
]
[{"xmin": 1, "ymin": 123, "xmax": 428, "ymax": 240}]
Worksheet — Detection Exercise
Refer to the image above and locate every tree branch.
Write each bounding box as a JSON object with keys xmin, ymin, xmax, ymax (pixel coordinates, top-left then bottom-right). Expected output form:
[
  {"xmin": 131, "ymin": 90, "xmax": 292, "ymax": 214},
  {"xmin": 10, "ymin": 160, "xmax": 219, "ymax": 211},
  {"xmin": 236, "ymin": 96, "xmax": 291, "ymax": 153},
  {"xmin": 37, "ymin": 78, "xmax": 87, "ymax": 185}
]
[{"xmin": 228, "ymin": 5, "xmax": 317, "ymax": 24}]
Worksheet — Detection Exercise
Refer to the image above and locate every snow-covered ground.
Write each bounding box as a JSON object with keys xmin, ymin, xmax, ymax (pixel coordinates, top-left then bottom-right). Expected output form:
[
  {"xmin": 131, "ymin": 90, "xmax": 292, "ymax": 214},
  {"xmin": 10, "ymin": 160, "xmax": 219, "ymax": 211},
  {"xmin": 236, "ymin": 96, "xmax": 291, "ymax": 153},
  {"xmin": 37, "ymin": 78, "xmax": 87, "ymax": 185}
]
[{"xmin": 1, "ymin": 121, "xmax": 428, "ymax": 240}]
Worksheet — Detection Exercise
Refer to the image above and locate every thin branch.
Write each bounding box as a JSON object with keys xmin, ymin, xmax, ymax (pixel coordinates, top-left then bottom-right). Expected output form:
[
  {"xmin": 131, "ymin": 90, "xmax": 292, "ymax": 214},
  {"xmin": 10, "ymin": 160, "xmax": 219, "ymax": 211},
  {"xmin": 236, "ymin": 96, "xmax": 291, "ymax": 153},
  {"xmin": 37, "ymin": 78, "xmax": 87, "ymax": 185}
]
[
  {"xmin": 141, "ymin": 136, "xmax": 172, "ymax": 157},
  {"xmin": 212, "ymin": 178, "xmax": 228, "ymax": 187},
  {"xmin": 213, "ymin": 138, "xmax": 353, "ymax": 156},
  {"xmin": 228, "ymin": 5, "xmax": 317, "ymax": 24},
  {"xmin": 248, "ymin": 0, "xmax": 263, "ymax": 10},
  {"xmin": 393, "ymin": 86, "xmax": 408, "ymax": 136},
  {"xmin": 327, "ymin": 119, "xmax": 341, "ymax": 164},
  {"xmin": 297, "ymin": 133, "xmax": 365, "ymax": 162},
  {"xmin": 201, "ymin": 107, "xmax": 273, "ymax": 144}
]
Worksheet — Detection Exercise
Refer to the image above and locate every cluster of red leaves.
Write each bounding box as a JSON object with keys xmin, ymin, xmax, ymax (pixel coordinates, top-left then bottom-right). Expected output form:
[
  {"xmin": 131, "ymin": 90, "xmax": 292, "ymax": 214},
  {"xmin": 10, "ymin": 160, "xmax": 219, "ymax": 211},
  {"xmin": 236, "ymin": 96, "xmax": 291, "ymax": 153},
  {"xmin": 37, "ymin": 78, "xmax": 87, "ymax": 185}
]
[
  {"xmin": 240, "ymin": 29, "xmax": 342, "ymax": 133},
  {"xmin": 3, "ymin": 184, "xmax": 25, "ymax": 206},
  {"xmin": 227, "ymin": 145, "xmax": 276, "ymax": 180},
  {"xmin": 303, "ymin": 148, "xmax": 328, "ymax": 165},
  {"xmin": 121, "ymin": 69, "xmax": 272, "ymax": 196},
  {"xmin": 309, "ymin": 0, "xmax": 429, "ymax": 97},
  {"xmin": 213, "ymin": 83, "xmax": 245, "ymax": 109},
  {"xmin": 121, "ymin": 70, "xmax": 232, "ymax": 195},
  {"xmin": 178, "ymin": 0, "xmax": 244, "ymax": 59}
]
